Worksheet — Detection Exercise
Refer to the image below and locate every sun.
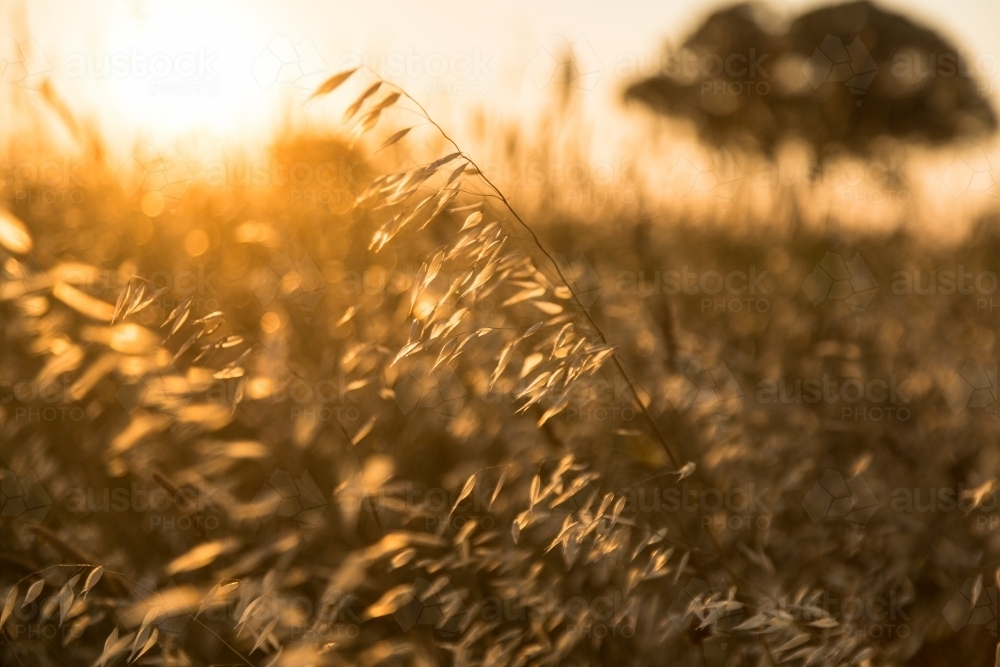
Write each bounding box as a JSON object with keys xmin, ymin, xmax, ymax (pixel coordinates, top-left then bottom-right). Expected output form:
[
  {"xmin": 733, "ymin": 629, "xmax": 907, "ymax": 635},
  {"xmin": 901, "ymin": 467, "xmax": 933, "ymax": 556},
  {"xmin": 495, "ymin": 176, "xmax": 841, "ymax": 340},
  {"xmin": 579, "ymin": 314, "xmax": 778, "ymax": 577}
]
[{"xmin": 101, "ymin": 0, "xmax": 279, "ymax": 139}]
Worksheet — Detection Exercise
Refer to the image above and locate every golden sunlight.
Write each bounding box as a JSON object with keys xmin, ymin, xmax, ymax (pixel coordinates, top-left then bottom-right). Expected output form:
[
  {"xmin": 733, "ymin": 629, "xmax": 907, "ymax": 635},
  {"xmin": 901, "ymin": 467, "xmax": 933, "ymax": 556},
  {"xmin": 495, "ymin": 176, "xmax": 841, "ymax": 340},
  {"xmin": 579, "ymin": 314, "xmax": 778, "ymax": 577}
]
[
  {"xmin": 98, "ymin": 0, "xmax": 279, "ymax": 137},
  {"xmin": 3, "ymin": 1, "xmax": 1000, "ymax": 665}
]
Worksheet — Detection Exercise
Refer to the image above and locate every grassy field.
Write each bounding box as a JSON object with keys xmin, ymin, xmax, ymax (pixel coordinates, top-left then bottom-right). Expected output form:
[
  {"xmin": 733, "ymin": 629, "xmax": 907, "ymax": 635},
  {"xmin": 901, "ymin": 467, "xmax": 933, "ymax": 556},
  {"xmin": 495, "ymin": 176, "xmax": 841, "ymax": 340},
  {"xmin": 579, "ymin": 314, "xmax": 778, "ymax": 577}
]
[{"xmin": 2, "ymin": 72, "xmax": 1000, "ymax": 666}]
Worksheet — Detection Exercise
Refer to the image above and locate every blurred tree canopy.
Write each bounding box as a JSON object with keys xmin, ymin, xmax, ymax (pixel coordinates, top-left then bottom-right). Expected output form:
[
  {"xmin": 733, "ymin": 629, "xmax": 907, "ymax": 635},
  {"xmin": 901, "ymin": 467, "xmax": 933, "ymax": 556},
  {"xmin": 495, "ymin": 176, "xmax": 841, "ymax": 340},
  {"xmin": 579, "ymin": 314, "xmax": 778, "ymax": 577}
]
[{"xmin": 625, "ymin": 0, "xmax": 997, "ymax": 157}]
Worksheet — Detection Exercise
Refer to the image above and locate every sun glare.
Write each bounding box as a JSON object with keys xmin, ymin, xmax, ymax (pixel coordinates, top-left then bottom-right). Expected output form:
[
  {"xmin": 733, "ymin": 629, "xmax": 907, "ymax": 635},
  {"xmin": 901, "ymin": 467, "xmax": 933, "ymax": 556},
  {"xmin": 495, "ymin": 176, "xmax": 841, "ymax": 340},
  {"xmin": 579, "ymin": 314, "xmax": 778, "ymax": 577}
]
[{"xmin": 101, "ymin": 0, "xmax": 276, "ymax": 138}]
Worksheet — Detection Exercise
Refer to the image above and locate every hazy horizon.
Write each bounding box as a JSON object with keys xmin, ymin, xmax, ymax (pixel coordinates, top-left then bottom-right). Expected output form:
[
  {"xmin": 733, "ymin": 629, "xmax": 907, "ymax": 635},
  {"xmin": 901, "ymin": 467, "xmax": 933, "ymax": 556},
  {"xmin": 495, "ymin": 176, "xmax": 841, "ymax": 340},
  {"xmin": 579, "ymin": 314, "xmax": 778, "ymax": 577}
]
[{"xmin": 3, "ymin": 0, "xmax": 998, "ymax": 150}]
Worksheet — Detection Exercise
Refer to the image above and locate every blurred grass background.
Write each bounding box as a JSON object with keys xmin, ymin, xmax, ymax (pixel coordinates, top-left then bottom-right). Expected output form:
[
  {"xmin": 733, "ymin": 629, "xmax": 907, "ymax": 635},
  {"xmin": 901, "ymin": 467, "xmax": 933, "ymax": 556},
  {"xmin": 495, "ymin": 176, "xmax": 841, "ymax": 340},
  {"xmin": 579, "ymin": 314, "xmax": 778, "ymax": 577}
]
[{"xmin": 2, "ymin": 12, "xmax": 1000, "ymax": 667}]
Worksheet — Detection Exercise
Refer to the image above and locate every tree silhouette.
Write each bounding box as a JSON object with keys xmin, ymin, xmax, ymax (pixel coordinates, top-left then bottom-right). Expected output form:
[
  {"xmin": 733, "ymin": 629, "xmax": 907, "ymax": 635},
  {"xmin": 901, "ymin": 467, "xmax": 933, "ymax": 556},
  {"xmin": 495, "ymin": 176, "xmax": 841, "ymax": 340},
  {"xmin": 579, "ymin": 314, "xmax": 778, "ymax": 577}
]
[{"xmin": 625, "ymin": 1, "xmax": 997, "ymax": 158}]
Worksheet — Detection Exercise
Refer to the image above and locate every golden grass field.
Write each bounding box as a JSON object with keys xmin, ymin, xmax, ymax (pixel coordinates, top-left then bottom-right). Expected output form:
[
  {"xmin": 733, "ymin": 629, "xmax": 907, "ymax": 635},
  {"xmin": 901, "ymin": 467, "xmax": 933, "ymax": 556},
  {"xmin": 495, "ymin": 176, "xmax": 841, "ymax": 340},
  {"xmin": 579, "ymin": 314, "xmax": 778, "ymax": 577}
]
[{"xmin": 2, "ymin": 23, "xmax": 1000, "ymax": 667}]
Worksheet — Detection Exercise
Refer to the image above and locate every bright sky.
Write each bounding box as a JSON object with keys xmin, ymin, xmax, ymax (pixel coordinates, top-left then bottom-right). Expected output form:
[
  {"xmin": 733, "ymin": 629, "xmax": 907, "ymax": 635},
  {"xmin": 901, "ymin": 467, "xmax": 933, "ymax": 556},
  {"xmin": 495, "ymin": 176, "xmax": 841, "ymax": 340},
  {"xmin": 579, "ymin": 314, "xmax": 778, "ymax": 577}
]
[{"xmin": 3, "ymin": 0, "xmax": 999, "ymax": 153}]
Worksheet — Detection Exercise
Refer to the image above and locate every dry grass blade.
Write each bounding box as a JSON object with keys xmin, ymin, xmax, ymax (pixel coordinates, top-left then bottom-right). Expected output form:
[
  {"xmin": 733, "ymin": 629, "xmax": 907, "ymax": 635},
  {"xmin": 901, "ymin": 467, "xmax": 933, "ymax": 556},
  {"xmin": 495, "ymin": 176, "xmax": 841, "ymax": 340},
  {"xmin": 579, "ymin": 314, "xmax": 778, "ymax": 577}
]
[
  {"xmin": 166, "ymin": 540, "xmax": 237, "ymax": 575},
  {"xmin": 132, "ymin": 628, "xmax": 158, "ymax": 663},
  {"xmin": 449, "ymin": 474, "xmax": 477, "ymax": 517},
  {"xmin": 162, "ymin": 297, "xmax": 192, "ymax": 329},
  {"xmin": 310, "ymin": 67, "xmax": 358, "ymax": 99},
  {"xmin": 488, "ymin": 467, "xmax": 511, "ymax": 511},
  {"xmin": 343, "ymin": 81, "xmax": 382, "ymax": 122},
  {"xmin": 168, "ymin": 307, "xmax": 191, "ymax": 338},
  {"xmin": 52, "ymin": 282, "xmax": 116, "ymax": 321},
  {"xmin": 366, "ymin": 91, "xmax": 401, "ymax": 115},
  {"xmin": 95, "ymin": 628, "xmax": 122, "ymax": 667},
  {"xmin": 130, "ymin": 286, "xmax": 167, "ymax": 317},
  {"xmin": 252, "ymin": 617, "xmax": 279, "ymax": 653},
  {"xmin": 350, "ymin": 416, "xmax": 377, "ymax": 446},
  {"xmin": 0, "ymin": 587, "xmax": 16, "ymax": 628},
  {"xmin": 23, "ymin": 580, "xmax": 44, "ymax": 609},
  {"xmin": 376, "ymin": 127, "xmax": 412, "ymax": 153},
  {"xmin": 0, "ymin": 207, "xmax": 32, "ymax": 254},
  {"xmin": 365, "ymin": 585, "xmax": 414, "ymax": 619},
  {"xmin": 112, "ymin": 281, "xmax": 133, "ymax": 324},
  {"xmin": 170, "ymin": 331, "xmax": 201, "ymax": 365},
  {"xmin": 460, "ymin": 211, "xmax": 483, "ymax": 232},
  {"xmin": 82, "ymin": 567, "xmax": 103, "ymax": 595},
  {"xmin": 350, "ymin": 110, "xmax": 383, "ymax": 145}
]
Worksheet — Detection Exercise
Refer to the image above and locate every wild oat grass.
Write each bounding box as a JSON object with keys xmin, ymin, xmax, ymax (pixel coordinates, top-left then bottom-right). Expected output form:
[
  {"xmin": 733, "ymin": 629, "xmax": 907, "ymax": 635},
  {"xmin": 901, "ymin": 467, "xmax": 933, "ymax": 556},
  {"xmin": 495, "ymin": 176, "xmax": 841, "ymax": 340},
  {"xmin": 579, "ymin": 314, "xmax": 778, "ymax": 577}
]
[{"xmin": 1, "ymin": 67, "xmax": 1000, "ymax": 667}]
